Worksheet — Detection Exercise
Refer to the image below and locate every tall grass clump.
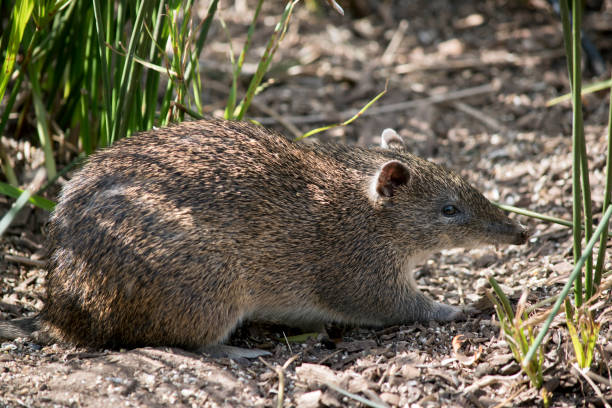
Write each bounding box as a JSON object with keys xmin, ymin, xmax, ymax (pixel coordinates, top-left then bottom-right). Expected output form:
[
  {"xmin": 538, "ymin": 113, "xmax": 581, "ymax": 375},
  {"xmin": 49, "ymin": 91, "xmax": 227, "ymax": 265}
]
[
  {"xmin": 0, "ymin": 0, "xmax": 305, "ymax": 233},
  {"xmin": 492, "ymin": 0, "xmax": 612, "ymax": 396}
]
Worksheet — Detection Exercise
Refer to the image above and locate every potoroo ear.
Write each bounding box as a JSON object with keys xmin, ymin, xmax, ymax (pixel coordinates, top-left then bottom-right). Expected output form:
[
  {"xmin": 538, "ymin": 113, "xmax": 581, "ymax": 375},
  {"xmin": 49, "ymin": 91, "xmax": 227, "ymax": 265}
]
[
  {"xmin": 374, "ymin": 160, "xmax": 411, "ymax": 198},
  {"xmin": 380, "ymin": 128, "xmax": 405, "ymax": 150}
]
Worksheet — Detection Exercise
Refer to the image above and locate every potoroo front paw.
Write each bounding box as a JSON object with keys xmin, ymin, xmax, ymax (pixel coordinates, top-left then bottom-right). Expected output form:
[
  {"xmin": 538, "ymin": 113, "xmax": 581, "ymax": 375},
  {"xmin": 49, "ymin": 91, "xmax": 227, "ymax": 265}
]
[{"xmin": 433, "ymin": 303, "xmax": 471, "ymax": 322}]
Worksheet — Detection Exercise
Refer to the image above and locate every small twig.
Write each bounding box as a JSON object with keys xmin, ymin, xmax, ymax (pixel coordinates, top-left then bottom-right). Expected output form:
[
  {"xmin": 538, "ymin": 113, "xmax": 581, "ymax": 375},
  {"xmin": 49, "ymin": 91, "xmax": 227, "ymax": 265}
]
[
  {"xmin": 282, "ymin": 331, "xmax": 293, "ymax": 354},
  {"xmin": 259, "ymin": 358, "xmax": 282, "ymax": 407},
  {"xmin": 276, "ymin": 355, "xmax": 297, "ymax": 408},
  {"xmin": 451, "ymin": 276, "xmax": 465, "ymax": 305},
  {"xmin": 525, "ymin": 294, "xmax": 559, "ymax": 315},
  {"xmin": 317, "ymin": 349, "xmax": 344, "ymax": 365},
  {"xmin": 391, "ymin": 49, "xmax": 565, "ymax": 75},
  {"xmin": 282, "ymin": 354, "xmax": 300, "ymax": 370},
  {"xmin": 350, "ymin": 81, "xmax": 497, "ymax": 117},
  {"xmin": 252, "ymin": 102, "xmax": 302, "ymax": 139},
  {"xmin": 9, "ymin": 397, "xmax": 31, "ymax": 408},
  {"xmin": 572, "ymin": 364, "xmax": 612, "ymax": 408},
  {"xmin": 451, "ymin": 101, "xmax": 505, "ymax": 132},
  {"xmin": 377, "ymin": 363, "xmax": 397, "ymax": 387},
  {"xmin": 381, "ymin": 19, "xmax": 408, "ymax": 65},
  {"xmin": 491, "ymin": 384, "xmax": 527, "ymax": 408},
  {"xmin": 260, "ymin": 354, "xmax": 300, "ymax": 408},
  {"xmin": 15, "ymin": 274, "xmax": 39, "ymax": 290},
  {"xmin": 584, "ymin": 370, "xmax": 612, "ymax": 389},
  {"xmin": 462, "ymin": 372, "xmax": 523, "ymax": 394},
  {"xmin": 171, "ymin": 101, "xmax": 205, "ymax": 120},
  {"xmin": 325, "ymin": 0, "xmax": 344, "ymax": 15},
  {"xmin": 521, "ymin": 270, "xmax": 612, "ymax": 332},
  {"xmin": 322, "ymin": 381, "xmax": 389, "ymax": 408},
  {"xmin": 521, "ymin": 304, "xmax": 566, "ymax": 331},
  {"xmin": 253, "ymin": 82, "xmax": 499, "ymax": 126},
  {"xmin": 15, "ymin": 235, "xmax": 44, "ymax": 252},
  {"xmin": 4, "ymin": 254, "xmax": 47, "ymax": 268},
  {"xmin": 258, "ymin": 357, "xmax": 274, "ymax": 370},
  {"xmin": 50, "ymin": 121, "xmax": 79, "ymax": 154},
  {"xmin": 296, "ymin": 81, "xmax": 388, "ymax": 140},
  {"xmin": 599, "ymin": 340, "xmax": 612, "ymax": 389}
]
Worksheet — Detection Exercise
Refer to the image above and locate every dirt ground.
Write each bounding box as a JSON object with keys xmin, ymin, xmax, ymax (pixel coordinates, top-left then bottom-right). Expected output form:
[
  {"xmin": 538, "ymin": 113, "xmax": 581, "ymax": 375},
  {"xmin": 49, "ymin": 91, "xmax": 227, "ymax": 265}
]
[{"xmin": 2, "ymin": 0, "xmax": 612, "ymax": 406}]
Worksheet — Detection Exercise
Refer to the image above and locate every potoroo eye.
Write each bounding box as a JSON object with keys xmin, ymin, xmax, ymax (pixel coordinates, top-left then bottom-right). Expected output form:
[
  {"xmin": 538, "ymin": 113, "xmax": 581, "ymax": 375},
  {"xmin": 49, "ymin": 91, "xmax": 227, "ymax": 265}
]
[{"xmin": 441, "ymin": 204, "xmax": 460, "ymax": 217}]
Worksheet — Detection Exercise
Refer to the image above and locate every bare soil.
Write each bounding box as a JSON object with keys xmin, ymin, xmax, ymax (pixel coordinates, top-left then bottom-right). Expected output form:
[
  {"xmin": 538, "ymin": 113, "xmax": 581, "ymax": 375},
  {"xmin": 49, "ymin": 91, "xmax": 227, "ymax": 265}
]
[{"xmin": 2, "ymin": 0, "xmax": 612, "ymax": 406}]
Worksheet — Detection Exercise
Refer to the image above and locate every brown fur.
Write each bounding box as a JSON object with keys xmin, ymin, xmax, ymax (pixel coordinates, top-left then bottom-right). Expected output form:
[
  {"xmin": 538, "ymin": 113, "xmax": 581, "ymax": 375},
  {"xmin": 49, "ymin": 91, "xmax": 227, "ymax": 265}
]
[{"xmin": 4, "ymin": 120, "xmax": 528, "ymax": 350}]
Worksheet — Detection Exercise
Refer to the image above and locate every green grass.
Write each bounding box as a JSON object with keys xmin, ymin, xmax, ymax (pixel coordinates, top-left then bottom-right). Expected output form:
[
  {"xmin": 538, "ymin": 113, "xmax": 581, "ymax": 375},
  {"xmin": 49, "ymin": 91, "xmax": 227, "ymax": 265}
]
[
  {"xmin": 492, "ymin": 0, "xmax": 611, "ymax": 397},
  {"xmin": 0, "ymin": 0, "xmax": 34, "ymax": 106},
  {"xmin": 487, "ymin": 278, "xmax": 549, "ymax": 406},
  {"xmin": 1, "ymin": 0, "xmax": 346, "ymax": 242},
  {"xmin": 0, "ymin": 0, "xmax": 302, "ymax": 210}
]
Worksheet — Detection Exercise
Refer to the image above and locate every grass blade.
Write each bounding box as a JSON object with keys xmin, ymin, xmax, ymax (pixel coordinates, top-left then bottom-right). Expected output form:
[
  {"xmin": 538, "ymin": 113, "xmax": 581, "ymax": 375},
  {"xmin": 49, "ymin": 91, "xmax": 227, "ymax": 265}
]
[
  {"xmin": 570, "ymin": 0, "xmax": 593, "ymax": 301},
  {"xmin": 494, "ymin": 203, "xmax": 572, "ymax": 228},
  {"xmin": 126, "ymin": 52, "xmax": 179, "ymax": 77},
  {"xmin": 0, "ymin": 188, "xmax": 34, "ymax": 237},
  {"xmin": 594, "ymin": 73, "xmax": 612, "ymax": 288},
  {"xmin": 523, "ymin": 204, "xmax": 612, "ymax": 366},
  {"xmin": 237, "ymin": 0, "xmax": 298, "ymax": 120},
  {"xmin": 560, "ymin": 0, "xmax": 585, "ymax": 306},
  {"xmin": 79, "ymin": 13, "xmax": 96, "ymax": 155},
  {"xmin": 0, "ymin": 145, "xmax": 18, "ymax": 186},
  {"xmin": 0, "ymin": 181, "xmax": 56, "ymax": 212},
  {"xmin": 220, "ymin": 17, "xmax": 238, "ymax": 119},
  {"xmin": 172, "ymin": 101, "xmax": 205, "ymax": 119},
  {"xmin": 111, "ymin": 0, "xmax": 149, "ymax": 143},
  {"xmin": 183, "ymin": 0, "xmax": 218, "ymax": 85},
  {"xmin": 226, "ymin": 0, "xmax": 264, "ymax": 119},
  {"xmin": 565, "ymin": 300, "xmax": 586, "ymax": 365},
  {"xmin": 546, "ymin": 79, "xmax": 612, "ymax": 107},
  {"xmin": 0, "ymin": 0, "xmax": 34, "ymax": 104},
  {"xmin": 0, "ymin": 168, "xmax": 53, "ymax": 237},
  {"xmin": 0, "ymin": 71, "xmax": 24, "ymax": 186},
  {"xmin": 296, "ymin": 82, "xmax": 388, "ymax": 141},
  {"xmin": 91, "ymin": 0, "xmax": 112, "ymax": 146},
  {"xmin": 0, "ymin": 149, "xmax": 81, "ymax": 213},
  {"xmin": 322, "ymin": 382, "xmax": 388, "ymax": 408},
  {"xmin": 489, "ymin": 276, "xmax": 515, "ymax": 318},
  {"xmin": 28, "ymin": 62, "xmax": 57, "ymax": 180},
  {"xmin": 142, "ymin": 0, "xmax": 166, "ymax": 128}
]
